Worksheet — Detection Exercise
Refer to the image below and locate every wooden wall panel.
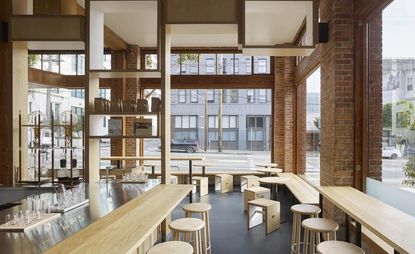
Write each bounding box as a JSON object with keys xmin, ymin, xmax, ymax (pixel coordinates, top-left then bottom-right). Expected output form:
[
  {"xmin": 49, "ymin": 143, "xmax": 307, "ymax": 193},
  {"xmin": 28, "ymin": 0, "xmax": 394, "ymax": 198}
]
[{"xmin": 0, "ymin": 0, "xmax": 12, "ymax": 185}]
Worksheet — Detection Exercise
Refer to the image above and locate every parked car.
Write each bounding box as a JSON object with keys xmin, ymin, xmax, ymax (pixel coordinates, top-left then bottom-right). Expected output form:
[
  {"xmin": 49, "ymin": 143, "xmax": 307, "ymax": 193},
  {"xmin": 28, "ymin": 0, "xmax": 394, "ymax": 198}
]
[
  {"xmin": 159, "ymin": 139, "xmax": 200, "ymax": 153},
  {"xmin": 382, "ymin": 147, "xmax": 402, "ymax": 159}
]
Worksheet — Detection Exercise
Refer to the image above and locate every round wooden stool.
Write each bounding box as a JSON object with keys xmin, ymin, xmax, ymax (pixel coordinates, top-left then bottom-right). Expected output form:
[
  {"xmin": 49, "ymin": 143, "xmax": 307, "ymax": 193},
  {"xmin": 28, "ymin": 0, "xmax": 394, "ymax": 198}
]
[
  {"xmin": 183, "ymin": 203, "xmax": 212, "ymax": 254},
  {"xmin": 147, "ymin": 241, "xmax": 193, "ymax": 254},
  {"xmin": 317, "ymin": 241, "xmax": 365, "ymax": 254},
  {"xmin": 169, "ymin": 218, "xmax": 205, "ymax": 254},
  {"xmin": 302, "ymin": 218, "xmax": 339, "ymax": 254},
  {"xmin": 290, "ymin": 204, "xmax": 321, "ymax": 254}
]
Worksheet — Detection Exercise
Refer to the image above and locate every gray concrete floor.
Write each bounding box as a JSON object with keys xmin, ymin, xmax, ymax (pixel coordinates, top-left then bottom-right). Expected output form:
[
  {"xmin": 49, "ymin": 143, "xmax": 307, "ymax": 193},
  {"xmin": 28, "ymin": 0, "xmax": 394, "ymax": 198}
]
[{"xmin": 172, "ymin": 187, "xmax": 295, "ymax": 254}]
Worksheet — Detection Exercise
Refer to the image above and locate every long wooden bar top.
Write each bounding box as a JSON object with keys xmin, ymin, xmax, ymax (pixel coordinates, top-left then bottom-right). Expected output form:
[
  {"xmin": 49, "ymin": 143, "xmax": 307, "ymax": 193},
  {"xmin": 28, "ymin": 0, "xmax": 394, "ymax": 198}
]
[
  {"xmin": 100, "ymin": 156, "xmax": 204, "ymax": 161},
  {"xmin": 277, "ymin": 172, "xmax": 319, "ymax": 204},
  {"xmin": 44, "ymin": 184, "xmax": 193, "ymax": 254},
  {"xmin": 317, "ymin": 186, "xmax": 415, "ymax": 254}
]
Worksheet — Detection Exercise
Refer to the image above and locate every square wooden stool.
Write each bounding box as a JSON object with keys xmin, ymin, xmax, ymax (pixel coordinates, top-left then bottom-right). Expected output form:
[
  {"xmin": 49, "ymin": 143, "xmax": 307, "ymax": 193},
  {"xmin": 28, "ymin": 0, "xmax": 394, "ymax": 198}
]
[
  {"xmin": 240, "ymin": 175, "xmax": 260, "ymax": 192},
  {"xmin": 192, "ymin": 176, "xmax": 209, "ymax": 197},
  {"xmin": 243, "ymin": 187, "xmax": 270, "ymax": 211},
  {"xmin": 248, "ymin": 198, "xmax": 280, "ymax": 235},
  {"xmin": 215, "ymin": 174, "xmax": 233, "ymax": 193}
]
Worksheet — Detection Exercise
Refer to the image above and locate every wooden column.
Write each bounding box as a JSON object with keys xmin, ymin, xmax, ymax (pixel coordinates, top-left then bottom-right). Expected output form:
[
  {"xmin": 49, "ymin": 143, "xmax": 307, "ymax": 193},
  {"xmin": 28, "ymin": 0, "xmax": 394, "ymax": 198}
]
[{"xmin": 0, "ymin": 0, "xmax": 13, "ymax": 185}]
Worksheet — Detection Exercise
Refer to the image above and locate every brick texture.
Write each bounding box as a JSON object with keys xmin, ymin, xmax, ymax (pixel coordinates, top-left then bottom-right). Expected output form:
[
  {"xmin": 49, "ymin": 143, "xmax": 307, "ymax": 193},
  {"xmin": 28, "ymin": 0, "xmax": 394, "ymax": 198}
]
[
  {"xmin": 125, "ymin": 44, "xmax": 139, "ymax": 167},
  {"xmin": 367, "ymin": 13, "xmax": 383, "ymax": 181},
  {"xmin": 296, "ymin": 81, "xmax": 307, "ymax": 174},
  {"xmin": 273, "ymin": 57, "xmax": 297, "ymax": 172}
]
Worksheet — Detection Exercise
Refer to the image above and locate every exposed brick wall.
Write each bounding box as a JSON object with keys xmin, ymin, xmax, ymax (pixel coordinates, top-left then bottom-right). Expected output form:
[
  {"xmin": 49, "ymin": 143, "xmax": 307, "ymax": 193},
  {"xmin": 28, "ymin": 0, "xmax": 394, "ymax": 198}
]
[
  {"xmin": 367, "ymin": 13, "xmax": 383, "ymax": 181},
  {"xmin": 320, "ymin": 0, "xmax": 355, "ymax": 187},
  {"xmin": 273, "ymin": 57, "xmax": 296, "ymax": 172},
  {"xmin": 296, "ymin": 81, "xmax": 307, "ymax": 174},
  {"xmin": 125, "ymin": 44, "xmax": 139, "ymax": 167}
]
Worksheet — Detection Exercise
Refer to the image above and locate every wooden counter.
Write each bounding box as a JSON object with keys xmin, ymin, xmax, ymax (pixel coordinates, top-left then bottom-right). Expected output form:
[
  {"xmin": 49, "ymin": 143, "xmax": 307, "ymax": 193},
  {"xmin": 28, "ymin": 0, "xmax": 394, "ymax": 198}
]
[
  {"xmin": 277, "ymin": 173, "xmax": 319, "ymax": 205},
  {"xmin": 44, "ymin": 184, "xmax": 193, "ymax": 254},
  {"xmin": 317, "ymin": 186, "xmax": 415, "ymax": 254}
]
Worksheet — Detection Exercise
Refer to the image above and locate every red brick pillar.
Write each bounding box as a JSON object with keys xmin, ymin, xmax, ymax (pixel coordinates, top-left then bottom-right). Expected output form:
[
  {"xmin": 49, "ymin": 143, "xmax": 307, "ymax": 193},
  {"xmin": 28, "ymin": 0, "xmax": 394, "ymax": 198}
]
[
  {"xmin": 273, "ymin": 57, "xmax": 297, "ymax": 172},
  {"xmin": 110, "ymin": 50, "xmax": 125, "ymax": 166},
  {"xmin": 367, "ymin": 13, "xmax": 383, "ymax": 181},
  {"xmin": 296, "ymin": 81, "xmax": 307, "ymax": 174},
  {"xmin": 125, "ymin": 44, "xmax": 139, "ymax": 167},
  {"xmin": 319, "ymin": 0, "xmax": 355, "ymax": 234}
]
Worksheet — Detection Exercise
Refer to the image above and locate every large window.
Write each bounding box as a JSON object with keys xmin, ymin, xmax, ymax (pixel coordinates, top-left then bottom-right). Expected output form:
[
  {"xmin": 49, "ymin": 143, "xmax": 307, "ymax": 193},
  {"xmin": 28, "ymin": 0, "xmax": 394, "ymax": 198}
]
[
  {"xmin": 253, "ymin": 56, "xmax": 271, "ymax": 74},
  {"xmin": 305, "ymin": 68, "xmax": 321, "ymax": 174},
  {"xmin": 29, "ymin": 53, "xmax": 86, "ymax": 75}
]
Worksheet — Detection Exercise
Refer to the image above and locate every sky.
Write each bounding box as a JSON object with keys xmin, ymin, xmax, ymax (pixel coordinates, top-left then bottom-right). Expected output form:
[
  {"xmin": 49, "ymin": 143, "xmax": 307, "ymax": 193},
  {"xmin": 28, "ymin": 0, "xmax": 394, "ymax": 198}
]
[{"xmin": 382, "ymin": 0, "xmax": 415, "ymax": 58}]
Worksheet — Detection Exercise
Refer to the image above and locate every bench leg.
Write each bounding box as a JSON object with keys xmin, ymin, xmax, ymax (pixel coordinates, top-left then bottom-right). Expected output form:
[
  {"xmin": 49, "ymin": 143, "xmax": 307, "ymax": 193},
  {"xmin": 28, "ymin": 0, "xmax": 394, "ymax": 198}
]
[{"xmin": 266, "ymin": 204, "xmax": 280, "ymax": 234}]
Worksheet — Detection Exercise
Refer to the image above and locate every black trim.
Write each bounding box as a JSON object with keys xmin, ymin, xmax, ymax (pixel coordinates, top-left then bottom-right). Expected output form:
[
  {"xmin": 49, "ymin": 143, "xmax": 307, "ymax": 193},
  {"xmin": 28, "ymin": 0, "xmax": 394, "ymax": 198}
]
[{"xmin": 0, "ymin": 22, "xmax": 8, "ymax": 43}]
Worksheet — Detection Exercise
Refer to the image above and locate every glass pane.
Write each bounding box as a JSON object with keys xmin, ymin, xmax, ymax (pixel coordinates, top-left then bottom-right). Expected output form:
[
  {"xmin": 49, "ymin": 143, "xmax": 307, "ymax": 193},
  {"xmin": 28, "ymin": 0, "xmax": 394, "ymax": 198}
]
[
  {"xmin": 253, "ymin": 56, "xmax": 270, "ymax": 74},
  {"xmin": 170, "ymin": 54, "xmax": 180, "ymax": 75},
  {"xmin": 175, "ymin": 116, "xmax": 182, "ymax": 128},
  {"xmin": 230, "ymin": 90, "xmax": 239, "ymax": 103},
  {"xmin": 29, "ymin": 54, "xmax": 41, "ymax": 69},
  {"xmin": 42, "ymin": 54, "xmax": 59, "ymax": 73},
  {"xmin": 190, "ymin": 90, "xmax": 198, "ymax": 103},
  {"xmin": 208, "ymin": 116, "xmax": 215, "ymax": 128},
  {"xmin": 207, "ymin": 90, "xmax": 215, "ymax": 103},
  {"xmin": 179, "ymin": 90, "xmax": 186, "ymax": 103},
  {"xmin": 223, "ymin": 116, "xmax": 229, "ymax": 128},
  {"xmin": 189, "ymin": 116, "xmax": 197, "ymax": 128},
  {"xmin": 145, "ymin": 54, "xmax": 158, "ymax": 70},
  {"xmin": 235, "ymin": 54, "xmax": 252, "ymax": 75},
  {"xmin": 259, "ymin": 89, "xmax": 267, "ymax": 103},
  {"xmin": 60, "ymin": 54, "xmax": 77, "ymax": 75},
  {"xmin": 229, "ymin": 116, "xmax": 237, "ymax": 128},
  {"xmin": 256, "ymin": 117, "xmax": 264, "ymax": 128},
  {"xmin": 217, "ymin": 54, "xmax": 234, "ymax": 75},
  {"xmin": 103, "ymin": 54, "xmax": 111, "ymax": 70},
  {"xmin": 182, "ymin": 116, "xmax": 189, "ymax": 128},
  {"xmin": 247, "ymin": 89, "xmax": 255, "ymax": 103},
  {"xmin": 199, "ymin": 54, "xmax": 216, "ymax": 75},
  {"xmin": 181, "ymin": 53, "xmax": 198, "ymax": 75},
  {"xmin": 77, "ymin": 54, "xmax": 85, "ymax": 75},
  {"xmin": 248, "ymin": 117, "xmax": 256, "ymax": 128}
]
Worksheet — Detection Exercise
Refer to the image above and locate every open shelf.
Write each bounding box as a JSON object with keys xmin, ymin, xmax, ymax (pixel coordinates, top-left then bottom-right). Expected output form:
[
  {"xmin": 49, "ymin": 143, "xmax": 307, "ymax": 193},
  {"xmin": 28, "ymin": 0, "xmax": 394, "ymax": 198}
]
[
  {"xmin": 89, "ymin": 69, "xmax": 161, "ymax": 79},
  {"xmin": 89, "ymin": 112, "xmax": 160, "ymax": 117},
  {"xmin": 89, "ymin": 135, "xmax": 159, "ymax": 139}
]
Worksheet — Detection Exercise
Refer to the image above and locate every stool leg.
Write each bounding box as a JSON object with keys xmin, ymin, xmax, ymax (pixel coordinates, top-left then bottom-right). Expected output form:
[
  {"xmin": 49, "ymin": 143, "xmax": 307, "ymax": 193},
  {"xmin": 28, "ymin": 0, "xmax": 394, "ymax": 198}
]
[
  {"xmin": 291, "ymin": 213, "xmax": 296, "ymax": 253},
  {"xmin": 303, "ymin": 229, "xmax": 309, "ymax": 254},
  {"xmin": 296, "ymin": 214, "xmax": 301, "ymax": 254},
  {"xmin": 194, "ymin": 231, "xmax": 201, "ymax": 254},
  {"xmin": 310, "ymin": 232, "xmax": 315, "ymax": 254},
  {"xmin": 203, "ymin": 211, "xmax": 211, "ymax": 254},
  {"xmin": 333, "ymin": 231, "xmax": 337, "ymax": 240}
]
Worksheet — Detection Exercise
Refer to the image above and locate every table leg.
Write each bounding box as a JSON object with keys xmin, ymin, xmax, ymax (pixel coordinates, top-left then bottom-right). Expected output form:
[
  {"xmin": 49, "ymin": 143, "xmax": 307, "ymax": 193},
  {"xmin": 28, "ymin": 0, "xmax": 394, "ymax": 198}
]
[
  {"xmin": 394, "ymin": 250, "xmax": 400, "ymax": 254},
  {"xmin": 202, "ymin": 166, "xmax": 206, "ymax": 176},
  {"xmin": 189, "ymin": 160, "xmax": 193, "ymax": 203},
  {"xmin": 345, "ymin": 213, "xmax": 350, "ymax": 242},
  {"xmin": 355, "ymin": 221, "xmax": 361, "ymax": 247},
  {"xmin": 319, "ymin": 193, "xmax": 323, "ymax": 218},
  {"xmin": 151, "ymin": 166, "xmax": 155, "ymax": 179}
]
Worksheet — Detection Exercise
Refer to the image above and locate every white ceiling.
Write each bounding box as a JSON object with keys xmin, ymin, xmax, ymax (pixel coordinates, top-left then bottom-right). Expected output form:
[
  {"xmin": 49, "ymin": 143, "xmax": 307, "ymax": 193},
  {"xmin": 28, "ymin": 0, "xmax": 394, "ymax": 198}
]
[
  {"xmin": 170, "ymin": 24, "xmax": 238, "ymax": 47},
  {"xmin": 245, "ymin": 1, "xmax": 314, "ymax": 46}
]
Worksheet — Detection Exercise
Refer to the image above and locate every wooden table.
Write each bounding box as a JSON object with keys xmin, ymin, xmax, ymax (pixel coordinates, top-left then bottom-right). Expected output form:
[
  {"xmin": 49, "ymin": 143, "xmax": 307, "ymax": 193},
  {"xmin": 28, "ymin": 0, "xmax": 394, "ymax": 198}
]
[
  {"xmin": 101, "ymin": 156, "xmax": 204, "ymax": 203},
  {"xmin": 255, "ymin": 162, "xmax": 278, "ymax": 168},
  {"xmin": 192, "ymin": 161, "xmax": 214, "ymax": 176},
  {"xmin": 256, "ymin": 167, "xmax": 283, "ymax": 177},
  {"xmin": 258, "ymin": 177, "xmax": 290, "ymax": 201},
  {"xmin": 317, "ymin": 186, "xmax": 415, "ymax": 254},
  {"xmin": 44, "ymin": 184, "xmax": 193, "ymax": 254},
  {"xmin": 277, "ymin": 173, "xmax": 319, "ymax": 205}
]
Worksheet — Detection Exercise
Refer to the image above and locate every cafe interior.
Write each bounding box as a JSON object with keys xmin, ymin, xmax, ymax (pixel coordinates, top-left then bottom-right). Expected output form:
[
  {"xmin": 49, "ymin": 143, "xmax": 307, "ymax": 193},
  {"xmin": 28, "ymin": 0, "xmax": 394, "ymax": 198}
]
[{"xmin": 0, "ymin": 0, "xmax": 415, "ymax": 253}]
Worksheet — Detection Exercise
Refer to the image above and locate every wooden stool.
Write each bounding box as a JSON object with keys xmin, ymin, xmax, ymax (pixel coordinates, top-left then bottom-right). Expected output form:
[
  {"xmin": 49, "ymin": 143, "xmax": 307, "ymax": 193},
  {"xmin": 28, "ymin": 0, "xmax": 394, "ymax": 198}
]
[
  {"xmin": 240, "ymin": 175, "xmax": 260, "ymax": 192},
  {"xmin": 169, "ymin": 218, "xmax": 205, "ymax": 254},
  {"xmin": 290, "ymin": 204, "xmax": 321, "ymax": 254},
  {"xmin": 147, "ymin": 241, "xmax": 193, "ymax": 254},
  {"xmin": 183, "ymin": 203, "xmax": 212, "ymax": 254},
  {"xmin": 192, "ymin": 177, "xmax": 209, "ymax": 197},
  {"xmin": 244, "ymin": 187, "xmax": 270, "ymax": 211},
  {"xmin": 248, "ymin": 198, "xmax": 280, "ymax": 234},
  {"xmin": 157, "ymin": 175, "xmax": 178, "ymax": 184},
  {"xmin": 317, "ymin": 241, "xmax": 365, "ymax": 254},
  {"xmin": 215, "ymin": 174, "xmax": 233, "ymax": 193},
  {"xmin": 302, "ymin": 218, "xmax": 339, "ymax": 254}
]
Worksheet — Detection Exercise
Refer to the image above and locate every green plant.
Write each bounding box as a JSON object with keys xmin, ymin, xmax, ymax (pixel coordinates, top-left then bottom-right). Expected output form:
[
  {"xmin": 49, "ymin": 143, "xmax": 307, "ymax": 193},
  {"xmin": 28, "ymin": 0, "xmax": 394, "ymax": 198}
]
[
  {"xmin": 396, "ymin": 111, "xmax": 411, "ymax": 128},
  {"xmin": 382, "ymin": 103, "xmax": 392, "ymax": 128},
  {"xmin": 28, "ymin": 54, "xmax": 40, "ymax": 67},
  {"xmin": 313, "ymin": 117, "xmax": 321, "ymax": 130},
  {"xmin": 403, "ymin": 156, "xmax": 415, "ymax": 186},
  {"xmin": 178, "ymin": 53, "xmax": 198, "ymax": 65}
]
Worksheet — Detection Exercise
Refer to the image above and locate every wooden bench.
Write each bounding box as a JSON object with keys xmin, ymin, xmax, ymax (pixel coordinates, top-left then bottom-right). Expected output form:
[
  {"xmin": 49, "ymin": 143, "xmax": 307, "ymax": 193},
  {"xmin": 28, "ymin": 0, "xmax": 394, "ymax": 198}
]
[{"xmin": 277, "ymin": 172, "xmax": 319, "ymax": 205}]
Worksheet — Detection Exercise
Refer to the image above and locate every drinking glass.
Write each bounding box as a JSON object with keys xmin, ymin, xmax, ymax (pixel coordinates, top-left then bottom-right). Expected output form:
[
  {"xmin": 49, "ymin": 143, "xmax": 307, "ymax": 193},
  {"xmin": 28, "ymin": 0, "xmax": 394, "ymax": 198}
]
[
  {"xmin": 4, "ymin": 214, "xmax": 11, "ymax": 226},
  {"xmin": 25, "ymin": 210, "xmax": 32, "ymax": 225},
  {"xmin": 12, "ymin": 214, "xmax": 19, "ymax": 225},
  {"xmin": 18, "ymin": 210, "xmax": 24, "ymax": 226}
]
